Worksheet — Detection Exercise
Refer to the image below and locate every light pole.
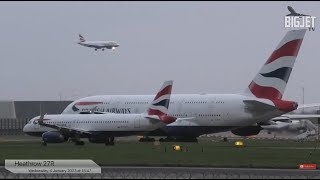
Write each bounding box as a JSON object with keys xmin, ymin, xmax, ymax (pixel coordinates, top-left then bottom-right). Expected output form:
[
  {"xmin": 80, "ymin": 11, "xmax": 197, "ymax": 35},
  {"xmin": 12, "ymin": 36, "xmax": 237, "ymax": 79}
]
[{"xmin": 59, "ymin": 92, "xmax": 62, "ymax": 102}]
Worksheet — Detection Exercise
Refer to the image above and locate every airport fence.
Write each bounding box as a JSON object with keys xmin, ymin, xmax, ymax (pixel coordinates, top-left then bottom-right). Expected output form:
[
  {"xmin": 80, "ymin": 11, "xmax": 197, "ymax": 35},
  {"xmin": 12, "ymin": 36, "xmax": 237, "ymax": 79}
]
[{"xmin": 0, "ymin": 118, "xmax": 29, "ymax": 136}]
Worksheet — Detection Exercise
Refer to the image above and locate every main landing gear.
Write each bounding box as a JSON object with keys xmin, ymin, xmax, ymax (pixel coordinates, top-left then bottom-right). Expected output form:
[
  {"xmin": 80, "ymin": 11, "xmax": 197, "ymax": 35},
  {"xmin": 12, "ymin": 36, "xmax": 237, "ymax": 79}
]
[
  {"xmin": 71, "ymin": 136, "xmax": 85, "ymax": 146},
  {"xmin": 159, "ymin": 137, "xmax": 198, "ymax": 143},
  {"xmin": 139, "ymin": 136, "xmax": 155, "ymax": 142},
  {"xmin": 105, "ymin": 137, "xmax": 115, "ymax": 146}
]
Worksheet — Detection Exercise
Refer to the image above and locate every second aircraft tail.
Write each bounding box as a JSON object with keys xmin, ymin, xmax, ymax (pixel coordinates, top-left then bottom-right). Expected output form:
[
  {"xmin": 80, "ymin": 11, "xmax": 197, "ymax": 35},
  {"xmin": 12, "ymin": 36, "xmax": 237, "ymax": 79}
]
[
  {"xmin": 146, "ymin": 80, "xmax": 176, "ymax": 124},
  {"xmin": 79, "ymin": 34, "xmax": 86, "ymax": 42}
]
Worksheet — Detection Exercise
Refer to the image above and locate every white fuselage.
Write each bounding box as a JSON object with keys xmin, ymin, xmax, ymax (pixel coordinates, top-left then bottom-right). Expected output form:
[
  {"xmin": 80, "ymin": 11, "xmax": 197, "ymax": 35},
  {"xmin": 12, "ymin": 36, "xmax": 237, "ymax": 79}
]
[
  {"xmin": 23, "ymin": 113, "xmax": 167, "ymax": 137},
  {"xmin": 78, "ymin": 41, "xmax": 119, "ymax": 49},
  {"xmin": 62, "ymin": 94, "xmax": 287, "ymax": 137}
]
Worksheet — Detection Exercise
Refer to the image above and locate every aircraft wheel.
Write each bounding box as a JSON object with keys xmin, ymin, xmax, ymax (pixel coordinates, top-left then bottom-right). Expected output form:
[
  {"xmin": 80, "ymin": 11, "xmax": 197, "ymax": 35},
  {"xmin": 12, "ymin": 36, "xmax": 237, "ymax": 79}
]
[
  {"xmin": 105, "ymin": 138, "xmax": 110, "ymax": 146},
  {"xmin": 41, "ymin": 142, "xmax": 47, "ymax": 146},
  {"xmin": 109, "ymin": 137, "xmax": 115, "ymax": 146}
]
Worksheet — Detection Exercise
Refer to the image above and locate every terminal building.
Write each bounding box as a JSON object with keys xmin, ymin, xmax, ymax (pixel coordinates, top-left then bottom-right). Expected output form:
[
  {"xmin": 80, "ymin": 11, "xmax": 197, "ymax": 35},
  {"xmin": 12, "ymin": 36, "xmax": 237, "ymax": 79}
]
[{"xmin": 0, "ymin": 101, "xmax": 72, "ymax": 135}]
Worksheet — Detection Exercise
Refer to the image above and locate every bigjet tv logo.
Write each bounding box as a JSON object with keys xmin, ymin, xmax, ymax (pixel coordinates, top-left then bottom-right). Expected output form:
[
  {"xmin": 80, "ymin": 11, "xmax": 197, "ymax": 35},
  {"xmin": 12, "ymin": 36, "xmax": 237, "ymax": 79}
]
[{"xmin": 285, "ymin": 16, "xmax": 316, "ymax": 31}]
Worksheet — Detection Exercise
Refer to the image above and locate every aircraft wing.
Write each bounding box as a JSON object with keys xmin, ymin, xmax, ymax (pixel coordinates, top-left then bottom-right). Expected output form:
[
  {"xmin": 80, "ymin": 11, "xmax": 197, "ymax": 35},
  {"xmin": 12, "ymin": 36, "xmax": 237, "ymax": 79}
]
[
  {"xmin": 276, "ymin": 114, "xmax": 320, "ymax": 120},
  {"xmin": 243, "ymin": 100, "xmax": 276, "ymax": 112},
  {"xmin": 38, "ymin": 120, "xmax": 93, "ymax": 135},
  {"xmin": 171, "ymin": 117, "xmax": 200, "ymax": 126},
  {"xmin": 297, "ymin": 103, "xmax": 320, "ymax": 109},
  {"xmin": 286, "ymin": 13, "xmax": 310, "ymax": 16},
  {"xmin": 176, "ymin": 117, "xmax": 197, "ymax": 122},
  {"xmin": 261, "ymin": 122, "xmax": 290, "ymax": 130},
  {"xmin": 298, "ymin": 13, "xmax": 310, "ymax": 16},
  {"xmin": 260, "ymin": 114, "xmax": 320, "ymax": 126},
  {"xmin": 269, "ymin": 116, "xmax": 290, "ymax": 121},
  {"xmin": 144, "ymin": 115, "xmax": 162, "ymax": 122}
]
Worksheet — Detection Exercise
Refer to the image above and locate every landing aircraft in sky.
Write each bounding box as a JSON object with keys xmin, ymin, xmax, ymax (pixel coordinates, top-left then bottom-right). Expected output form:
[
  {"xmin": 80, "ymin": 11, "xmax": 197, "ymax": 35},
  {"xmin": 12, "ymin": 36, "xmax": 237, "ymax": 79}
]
[
  {"xmin": 77, "ymin": 34, "xmax": 119, "ymax": 51},
  {"xmin": 286, "ymin": 6, "xmax": 310, "ymax": 16}
]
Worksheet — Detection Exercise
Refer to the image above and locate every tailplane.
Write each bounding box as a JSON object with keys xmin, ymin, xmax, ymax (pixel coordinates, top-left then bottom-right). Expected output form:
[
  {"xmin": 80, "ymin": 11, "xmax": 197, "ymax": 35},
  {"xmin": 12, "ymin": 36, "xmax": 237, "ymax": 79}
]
[
  {"xmin": 79, "ymin": 34, "xmax": 86, "ymax": 42},
  {"xmin": 244, "ymin": 29, "xmax": 307, "ymax": 100}
]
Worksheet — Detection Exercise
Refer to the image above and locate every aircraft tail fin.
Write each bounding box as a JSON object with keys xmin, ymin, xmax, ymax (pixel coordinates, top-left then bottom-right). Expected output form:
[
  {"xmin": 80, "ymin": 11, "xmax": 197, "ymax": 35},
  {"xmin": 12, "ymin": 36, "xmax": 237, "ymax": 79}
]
[
  {"xmin": 288, "ymin": 6, "xmax": 297, "ymax": 14},
  {"xmin": 243, "ymin": 29, "xmax": 306, "ymax": 100},
  {"xmin": 79, "ymin": 34, "xmax": 86, "ymax": 42},
  {"xmin": 146, "ymin": 80, "xmax": 176, "ymax": 124}
]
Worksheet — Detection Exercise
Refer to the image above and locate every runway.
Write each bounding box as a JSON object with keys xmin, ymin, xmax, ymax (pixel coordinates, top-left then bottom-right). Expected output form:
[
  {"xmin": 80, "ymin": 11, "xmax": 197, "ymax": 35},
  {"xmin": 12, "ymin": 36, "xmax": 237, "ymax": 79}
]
[{"xmin": 1, "ymin": 166, "xmax": 319, "ymax": 179}]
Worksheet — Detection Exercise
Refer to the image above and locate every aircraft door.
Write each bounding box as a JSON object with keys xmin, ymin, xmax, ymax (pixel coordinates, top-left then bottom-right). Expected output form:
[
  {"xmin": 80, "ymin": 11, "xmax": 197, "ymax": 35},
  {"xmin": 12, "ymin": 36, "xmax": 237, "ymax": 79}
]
[
  {"xmin": 209, "ymin": 97, "xmax": 216, "ymax": 113},
  {"xmin": 134, "ymin": 117, "xmax": 140, "ymax": 128},
  {"xmin": 69, "ymin": 119, "xmax": 75, "ymax": 128}
]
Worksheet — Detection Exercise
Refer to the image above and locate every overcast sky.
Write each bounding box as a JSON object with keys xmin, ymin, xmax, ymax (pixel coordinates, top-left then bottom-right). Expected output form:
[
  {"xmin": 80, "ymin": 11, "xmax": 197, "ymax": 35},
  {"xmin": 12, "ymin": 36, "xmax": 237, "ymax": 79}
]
[{"xmin": 0, "ymin": 1, "xmax": 319, "ymax": 103}]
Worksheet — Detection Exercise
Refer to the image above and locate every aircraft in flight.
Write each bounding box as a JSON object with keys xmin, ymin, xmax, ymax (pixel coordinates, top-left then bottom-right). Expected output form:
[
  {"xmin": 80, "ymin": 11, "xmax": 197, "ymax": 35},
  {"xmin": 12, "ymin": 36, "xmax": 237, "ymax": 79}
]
[
  {"xmin": 286, "ymin": 6, "xmax": 310, "ymax": 16},
  {"xmin": 77, "ymin": 34, "xmax": 119, "ymax": 51},
  {"xmin": 23, "ymin": 81, "xmax": 176, "ymax": 146},
  {"xmin": 62, "ymin": 29, "xmax": 308, "ymax": 142}
]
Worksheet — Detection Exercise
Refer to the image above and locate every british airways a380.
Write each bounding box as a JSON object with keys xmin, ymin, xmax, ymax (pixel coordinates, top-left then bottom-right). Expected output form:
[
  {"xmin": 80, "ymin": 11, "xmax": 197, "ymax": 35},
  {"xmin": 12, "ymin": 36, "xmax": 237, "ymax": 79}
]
[
  {"xmin": 63, "ymin": 29, "xmax": 310, "ymax": 142},
  {"xmin": 77, "ymin": 34, "xmax": 119, "ymax": 51}
]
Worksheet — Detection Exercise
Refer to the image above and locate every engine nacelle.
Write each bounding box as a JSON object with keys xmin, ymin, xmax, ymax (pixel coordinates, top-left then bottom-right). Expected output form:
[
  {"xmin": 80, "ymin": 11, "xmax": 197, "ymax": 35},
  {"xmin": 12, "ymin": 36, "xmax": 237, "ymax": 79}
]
[
  {"xmin": 42, "ymin": 132, "xmax": 66, "ymax": 143},
  {"xmin": 88, "ymin": 137, "xmax": 106, "ymax": 143},
  {"xmin": 231, "ymin": 126, "xmax": 263, "ymax": 136}
]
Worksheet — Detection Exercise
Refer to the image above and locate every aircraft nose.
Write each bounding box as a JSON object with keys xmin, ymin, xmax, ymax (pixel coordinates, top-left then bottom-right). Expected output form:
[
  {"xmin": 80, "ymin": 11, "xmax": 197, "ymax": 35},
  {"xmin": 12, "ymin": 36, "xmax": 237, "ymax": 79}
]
[
  {"xmin": 23, "ymin": 124, "xmax": 31, "ymax": 133},
  {"xmin": 23, "ymin": 124, "xmax": 28, "ymax": 133}
]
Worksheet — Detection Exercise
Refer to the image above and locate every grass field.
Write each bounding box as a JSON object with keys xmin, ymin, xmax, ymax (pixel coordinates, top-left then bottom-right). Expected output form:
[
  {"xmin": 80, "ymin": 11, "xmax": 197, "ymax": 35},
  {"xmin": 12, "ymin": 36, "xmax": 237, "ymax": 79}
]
[{"xmin": 1, "ymin": 138, "xmax": 320, "ymax": 169}]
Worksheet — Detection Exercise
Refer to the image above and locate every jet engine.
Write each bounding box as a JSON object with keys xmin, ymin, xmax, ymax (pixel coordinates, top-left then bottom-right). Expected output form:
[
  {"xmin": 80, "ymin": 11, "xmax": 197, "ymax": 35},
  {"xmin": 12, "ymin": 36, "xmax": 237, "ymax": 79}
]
[
  {"xmin": 231, "ymin": 126, "xmax": 263, "ymax": 136},
  {"xmin": 42, "ymin": 132, "xmax": 67, "ymax": 143}
]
